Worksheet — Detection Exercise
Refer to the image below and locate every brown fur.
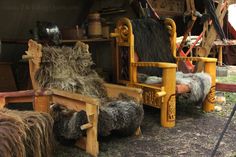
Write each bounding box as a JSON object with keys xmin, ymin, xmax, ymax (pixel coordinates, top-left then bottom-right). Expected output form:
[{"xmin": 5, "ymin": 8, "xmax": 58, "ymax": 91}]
[
  {"xmin": 0, "ymin": 109, "xmax": 54, "ymax": 157},
  {"xmin": 35, "ymin": 41, "xmax": 108, "ymax": 100}
]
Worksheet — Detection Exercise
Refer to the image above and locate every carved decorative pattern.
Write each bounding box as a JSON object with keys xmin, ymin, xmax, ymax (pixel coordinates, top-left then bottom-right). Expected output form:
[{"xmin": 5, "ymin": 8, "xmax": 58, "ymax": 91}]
[
  {"xmin": 207, "ymin": 86, "xmax": 216, "ymax": 104},
  {"xmin": 129, "ymin": 84, "xmax": 162, "ymax": 108},
  {"xmin": 143, "ymin": 90, "xmax": 161, "ymax": 108},
  {"xmin": 118, "ymin": 25, "xmax": 129, "ymax": 42},
  {"xmin": 119, "ymin": 47, "xmax": 129, "ymax": 81},
  {"xmin": 167, "ymin": 94, "xmax": 176, "ymax": 121}
]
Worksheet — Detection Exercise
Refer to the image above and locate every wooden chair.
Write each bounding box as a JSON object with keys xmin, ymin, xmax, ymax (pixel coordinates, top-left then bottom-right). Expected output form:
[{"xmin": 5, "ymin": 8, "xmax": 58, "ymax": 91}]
[
  {"xmin": 0, "ymin": 40, "xmax": 143, "ymax": 157},
  {"xmin": 111, "ymin": 17, "xmax": 217, "ymax": 128}
]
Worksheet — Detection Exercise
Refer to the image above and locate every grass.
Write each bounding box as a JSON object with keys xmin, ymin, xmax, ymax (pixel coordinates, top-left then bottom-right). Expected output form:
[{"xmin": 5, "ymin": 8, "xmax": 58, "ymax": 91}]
[
  {"xmin": 216, "ymin": 72, "xmax": 236, "ymax": 104},
  {"xmin": 215, "ymin": 73, "xmax": 236, "ymax": 118},
  {"xmin": 217, "ymin": 75, "xmax": 236, "ymax": 84}
]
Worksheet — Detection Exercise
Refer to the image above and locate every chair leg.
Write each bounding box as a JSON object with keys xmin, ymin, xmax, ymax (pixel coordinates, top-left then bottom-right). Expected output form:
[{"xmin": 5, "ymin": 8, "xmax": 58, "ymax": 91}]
[
  {"xmin": 134, "ymin": 127, "xmax": 142, "ymax": 136},
  {"xmin": 0, "ymin": 97, "xmax": 6, "ymax": 109},
  {"xmin": 34, "ymin": 96, "xmax": 50, "ymax": 112},
  {"xmin": 161, "ymin": 68, "xmax": 176, "ymax": 128},
  {"xmin": 203, "ymin": 62, "xmax": 216, "ymax": 112},
  {"xmin": 86, "ymin": 103, "xmax": 99, "ymax": 157},
  {"xmin": 161, "ymin": 94, "xmax": 176, "ymax": 128}
]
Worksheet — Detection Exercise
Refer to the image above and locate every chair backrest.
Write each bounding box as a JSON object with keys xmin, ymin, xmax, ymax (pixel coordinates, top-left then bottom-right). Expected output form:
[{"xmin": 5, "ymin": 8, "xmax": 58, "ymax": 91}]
[
  {"xmin": 111, "ymin": 17, "xmax": 177, "ymax": 84},
  {"xmin": 23, "ymin": 39, "xmax": 43, "ymax": 90}
]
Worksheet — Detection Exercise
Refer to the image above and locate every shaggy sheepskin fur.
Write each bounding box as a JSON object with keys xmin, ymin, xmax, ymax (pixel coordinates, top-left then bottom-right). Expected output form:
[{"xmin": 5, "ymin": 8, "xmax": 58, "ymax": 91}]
[
  {"xmin": 35, "ymin": 41, "xmax": 107, "ymax": 99},
  {"xmin": 0, "ymin": 108, "xmax": 54, "ymax": 157},
  {"xmin": 50, "ymin": 94, "xmax": 144, "ymax": 143},
  {"xmin": 139, "ymin": 72, "xmax": 212, "ymax": 106},
  {"xmin": 132, "ymin": 18, "xmax": 176, "ymax": 76},
  {"xmin": 50, "ymin": 104, "xmax": 88, "ymax": 145},
  {"xmin": 36, "ymin": 41, "xmax": 144, "ymax": 143},
  {"xmin": 176, "ymin": 72, "xmax": 212, "ymax": 105},
  {"xmin": 98, "ymin": 94, "xmax": 144, "ymax": 136}
]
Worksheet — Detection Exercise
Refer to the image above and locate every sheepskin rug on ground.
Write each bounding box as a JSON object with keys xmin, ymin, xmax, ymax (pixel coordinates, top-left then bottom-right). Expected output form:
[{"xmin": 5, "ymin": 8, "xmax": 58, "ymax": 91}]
[
  {"xmin": 35, "ymin": 41, "xmax": 144, "ymax": 143},
  {"xmin": 0, "ymin": 108, "xmax": 54, "ymax": 157}
]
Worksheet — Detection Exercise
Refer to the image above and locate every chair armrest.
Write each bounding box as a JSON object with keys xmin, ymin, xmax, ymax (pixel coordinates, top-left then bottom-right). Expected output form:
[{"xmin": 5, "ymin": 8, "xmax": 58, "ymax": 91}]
[
  {"xmin": 131, "ymin": 62, "xmax": 177, "ymax": 68},
  {"xmin": 0, "ymin": 90, "xmax": 35, "ymax": 98},
  {"xmin": 176, "ymin": 57, "xmax": 217, "ymax": 63},
  {"xmin": 104, "ymin": 83, "xmax": 143, "ymax": 103},
  {"xmin": 130, "ymin": 83, "xmax": 166, "ymax": 97},
  {"xmin": 50, "ymin": 88, "xmax": 100, "ymax": 106}
]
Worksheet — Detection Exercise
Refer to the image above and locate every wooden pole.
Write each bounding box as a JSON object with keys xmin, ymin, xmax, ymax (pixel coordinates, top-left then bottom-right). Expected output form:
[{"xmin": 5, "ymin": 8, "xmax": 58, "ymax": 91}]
[{"xmin": 218, "ymin": 46, "xmax": 223, "ymax": 66}]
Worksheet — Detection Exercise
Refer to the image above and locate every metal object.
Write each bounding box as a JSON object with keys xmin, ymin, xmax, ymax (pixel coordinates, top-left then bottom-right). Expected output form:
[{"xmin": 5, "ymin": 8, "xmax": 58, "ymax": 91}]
[
  {"xmin": 36, "ymin": 21, "xmax": 61, "ymax": 45},
  {"xmin": 211, "ymin": 104, "xmax": 236, "ymax": 157}
]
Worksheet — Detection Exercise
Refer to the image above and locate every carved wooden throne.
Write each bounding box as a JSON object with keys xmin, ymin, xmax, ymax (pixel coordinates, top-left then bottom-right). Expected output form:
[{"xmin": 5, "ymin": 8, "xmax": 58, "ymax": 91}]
[
  {"xmin": 0, "ymin": 40, "xmax": 143, "ymax": 157},
  {"xmin": 111, "ymin": 17, "xmax": 217, "ymax": 128}
]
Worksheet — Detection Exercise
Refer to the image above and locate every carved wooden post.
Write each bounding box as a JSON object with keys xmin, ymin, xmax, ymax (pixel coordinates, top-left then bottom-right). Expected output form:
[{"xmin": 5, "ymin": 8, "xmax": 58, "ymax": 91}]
[
  {"xmin": 130, "ymin": 33, "xmax": 137, "ymax": 84},
  {"xmin": 203, "ymin": 59, "xmax": 217, "ymax": 112},
  {"xmin": 161, "ymin": 67, "xmax": 176, "ymax": 128}
]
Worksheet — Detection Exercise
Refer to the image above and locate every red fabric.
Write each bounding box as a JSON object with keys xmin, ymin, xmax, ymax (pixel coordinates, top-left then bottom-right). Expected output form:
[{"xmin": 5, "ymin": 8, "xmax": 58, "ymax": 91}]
[{"xmin": 228, "ymin": 22, "xmax": 236, "ymax": 39}]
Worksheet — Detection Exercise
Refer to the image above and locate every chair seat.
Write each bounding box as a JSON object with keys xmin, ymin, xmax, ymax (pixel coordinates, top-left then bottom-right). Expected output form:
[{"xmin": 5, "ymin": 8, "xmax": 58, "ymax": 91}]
[{"xmin": 144, "ymin": 83, "xmax": 190, "ymax": 94}]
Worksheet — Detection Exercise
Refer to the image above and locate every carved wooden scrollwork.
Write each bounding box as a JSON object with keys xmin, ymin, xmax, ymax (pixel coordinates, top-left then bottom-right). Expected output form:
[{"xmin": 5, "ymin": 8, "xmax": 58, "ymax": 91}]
[
  {"xmin": 167, "ymin": 94, "xmax": 176, "ymax": 121},
  {"xmin": 207, "ymin": 86, "xmax": 216, "ymax": 104}
]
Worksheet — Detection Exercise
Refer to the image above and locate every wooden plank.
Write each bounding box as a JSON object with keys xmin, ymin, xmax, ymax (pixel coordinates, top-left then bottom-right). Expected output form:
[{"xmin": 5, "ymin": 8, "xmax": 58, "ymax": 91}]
[
  {"xmin": 132, "ymin": 62, "xmax": 177, "ymax": 68},
  {"xmin": 51, "ymin": 89, "xmax": 100, "ymax": 105},
  {"xmin": 200, "ymin": 1, "xmax": 228, "ymax": 57},
  {"xmin": 52, "ymin": 95, "xmax": 86, "ymax": 112},
  {"xmin": 26, "ymin": 39, "xmax": 42, "ymax": 89},
  {"xmin": 2, "ymin": 38, "xmax": 111, "ymax": 44},
  {"xmin": 62, "ymin": 38, "xmax": 111, "ymax": 43},
  {"xmin": 214, "ymin": 40, "xmax": 236, "ymax": 46},
  {"xmin": 216, "ymin": 83, "xmax": 236, "ymax": 92},
  {"xmin": 176, "ymin": 57, "xmax": 217, "ymax": 62},
  {"xmin": 86, "ymin": 103, "xmax": 99, "ymax": 157},
  {"xmin": 104, "ymin": 83, "xmax": 143, "ymax": 103},
  {"xmin": 134, "ymin": 83, "xmax": 190, "ymax": 94},
  {"xmin": 6, "ymin": 96, "xmax": 34, "ymax": 103},
  {"xmin": 0, "ymin": 90, "xmax": 34, "ymax": 97}
]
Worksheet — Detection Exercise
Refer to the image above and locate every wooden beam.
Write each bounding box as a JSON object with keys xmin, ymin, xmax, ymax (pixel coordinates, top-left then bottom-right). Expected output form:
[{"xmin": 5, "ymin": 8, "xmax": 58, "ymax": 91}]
[
  {"xmin": 0, "ymin": 90, "xmax": 34, "ymax": 97},
  {"xmin": 216, "ymin": 82, "xmax": 236, "ymax": 92},
  {"xmin": 105, "ymin": 83, "xmax": 143, "ymax": 103},
  {"xmin": 51, "ymin": 95, "xmax": 86, "ymax": 112},
  {"xmin": 6, "ymin": 96, "xmax": 34, "ymax": 103},
  {"xmin": 51, "ymin": 89, "xmax": 100, "ymax": 105}
]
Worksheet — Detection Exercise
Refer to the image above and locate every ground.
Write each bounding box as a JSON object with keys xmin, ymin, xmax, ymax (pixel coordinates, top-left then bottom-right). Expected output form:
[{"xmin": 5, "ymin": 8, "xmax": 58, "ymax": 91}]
[{"xmin": 55, "ymin": 74, "xmax": 236, "ymax": 157}]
